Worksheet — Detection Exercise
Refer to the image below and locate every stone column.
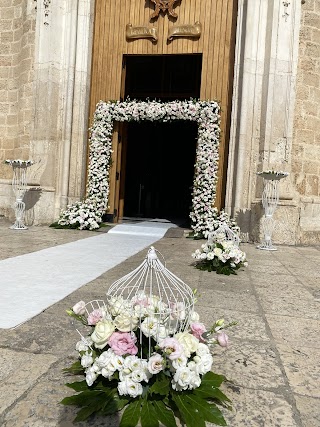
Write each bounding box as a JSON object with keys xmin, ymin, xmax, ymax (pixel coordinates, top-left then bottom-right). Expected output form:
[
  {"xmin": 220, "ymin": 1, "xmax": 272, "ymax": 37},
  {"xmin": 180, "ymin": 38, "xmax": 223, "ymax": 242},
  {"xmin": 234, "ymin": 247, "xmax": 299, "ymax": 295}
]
[
  {"xmin": 29, "ymin": 0, "xmax": 94, "ymax": 223},
  {"xmin": 226, "ymin": 0, "xmax": 302, "ymax": 244}
]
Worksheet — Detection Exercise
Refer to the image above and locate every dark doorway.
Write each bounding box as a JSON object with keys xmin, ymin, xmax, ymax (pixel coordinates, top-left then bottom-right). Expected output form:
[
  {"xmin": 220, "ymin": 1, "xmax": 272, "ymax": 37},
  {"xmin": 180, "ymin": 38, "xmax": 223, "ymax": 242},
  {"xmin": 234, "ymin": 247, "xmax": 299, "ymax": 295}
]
[{"xmin": 121, "ymin": 55, "xmax": 202, "ymax": 224}]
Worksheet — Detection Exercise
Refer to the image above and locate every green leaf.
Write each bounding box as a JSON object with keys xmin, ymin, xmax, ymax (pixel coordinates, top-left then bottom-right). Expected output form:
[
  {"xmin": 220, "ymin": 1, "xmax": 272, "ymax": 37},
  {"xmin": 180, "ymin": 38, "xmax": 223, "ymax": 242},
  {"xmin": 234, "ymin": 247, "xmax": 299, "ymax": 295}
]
[
  {"xmin": 201, "ymin": 371, "xmax": 226, "ymax": 388},
  {"xmin": 194, "ymin": 386, "xmax": 231, "ymax": 404},
  {"xmin": 63, "ymin": 360, "xmax": 84, "ymax": 375},
  {"xmin": 185, "ymin": 395, "xmax": 226, "ymax": 426},
  {"xmin": 141, "ymin": 400, "xmax": 159, "ymax": 427},
  {"xmin": 74, "ymin": 405, "xmax": 99, "ymax": 422},
  {"xmin": 152, "ymin": 400, "xmax": 177, "ymax": 427},
  {"xmin": 119, "ymin": 400, "xmax": 141, "ymax": 427},
  {"xmin": 172, "ymin": 393, "xmax": 206, "ymax": 427},
  {"xmin": 61, "ymin": 391, "xmax": 97, "ymax": 407},
  {"xmin": 66, "ymin": 380, "xmax": 89, "ymax": 392},
  {"xmin": 149, "ymin": 373, "xmax": 170, "ymax": 396}
]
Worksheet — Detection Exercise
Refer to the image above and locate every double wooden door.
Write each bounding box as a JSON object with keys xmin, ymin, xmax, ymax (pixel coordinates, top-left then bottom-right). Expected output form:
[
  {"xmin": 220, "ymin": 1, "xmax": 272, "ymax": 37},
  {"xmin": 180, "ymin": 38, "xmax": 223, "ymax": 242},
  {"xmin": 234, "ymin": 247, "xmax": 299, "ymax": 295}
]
[{"xmin": 89, "ymin": 0, "xmax": 238, "ymax": 221}]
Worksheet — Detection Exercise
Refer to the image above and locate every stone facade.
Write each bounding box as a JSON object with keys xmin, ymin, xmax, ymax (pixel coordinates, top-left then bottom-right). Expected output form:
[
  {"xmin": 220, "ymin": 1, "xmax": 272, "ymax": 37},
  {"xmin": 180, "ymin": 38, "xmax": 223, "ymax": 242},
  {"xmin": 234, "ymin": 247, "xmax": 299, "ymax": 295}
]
[
  {"xmin": 292, "ymin": 0, "xmax": 320, "ymax": 243},
  {"xmin": 0, "ymin": 0, "xmax": 35, "ymax": 217},
  {"xmin": 0, "ymin": 0, "xmax": 319, "ymax": 245}
]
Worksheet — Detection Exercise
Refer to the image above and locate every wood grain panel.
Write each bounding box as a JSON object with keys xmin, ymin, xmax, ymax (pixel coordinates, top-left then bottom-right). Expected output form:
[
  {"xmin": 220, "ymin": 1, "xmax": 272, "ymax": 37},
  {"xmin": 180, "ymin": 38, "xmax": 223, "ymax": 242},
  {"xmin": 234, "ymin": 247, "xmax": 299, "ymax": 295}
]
[{"xmin": 89, "ymin": 0, "xmax": 238, "ymax": 216}]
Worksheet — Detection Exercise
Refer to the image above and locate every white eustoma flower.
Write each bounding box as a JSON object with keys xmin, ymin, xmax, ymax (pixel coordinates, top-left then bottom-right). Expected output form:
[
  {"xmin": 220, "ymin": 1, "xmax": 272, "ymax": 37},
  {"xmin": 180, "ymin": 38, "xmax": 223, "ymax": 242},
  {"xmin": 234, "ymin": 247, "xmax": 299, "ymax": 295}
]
[
  {"xmin": 171, "ymin": 354, "xmax": 188, "ymax": 371},
  {"xmin": 172, "ymin": 367, "xmax": 193, "ymax": 391},
  {"xmin": 81, "ymin": 352, "xmax": 94, "ymax": 368},
  {"xmin": 85, "ymin": 367, "xmax": 98, "ymax": 386},
  {"xmin": 118, "ymin": 379, "xmax": 143, "ymax": 398},
  {"xmin": 147, "ymin": 354, "xmax": 164, "ymax": 374}
]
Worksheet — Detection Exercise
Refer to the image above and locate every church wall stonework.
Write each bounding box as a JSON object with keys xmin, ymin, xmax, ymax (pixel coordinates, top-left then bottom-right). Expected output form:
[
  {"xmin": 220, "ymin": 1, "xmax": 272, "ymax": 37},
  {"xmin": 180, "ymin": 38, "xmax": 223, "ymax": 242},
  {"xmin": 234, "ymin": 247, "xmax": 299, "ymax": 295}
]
[
  {"xmin": 0, "ymin": 0, "xmax": 319, "ymax": 245},
  {"xmin": 292, "ymin": 0, "xmax": 320, "ymax": 243},
  {"xmin": 0, "ymin": 0, "xmax": 36, "ymax": 218}
]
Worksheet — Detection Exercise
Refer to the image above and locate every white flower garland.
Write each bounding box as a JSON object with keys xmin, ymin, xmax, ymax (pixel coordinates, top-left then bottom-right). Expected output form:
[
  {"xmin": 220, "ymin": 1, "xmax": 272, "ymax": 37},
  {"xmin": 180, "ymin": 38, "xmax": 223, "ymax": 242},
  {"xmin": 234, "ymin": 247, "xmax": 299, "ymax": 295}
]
[{"xmin": 58, "ymin": 100, "xmax": 221, "ymax": 233}]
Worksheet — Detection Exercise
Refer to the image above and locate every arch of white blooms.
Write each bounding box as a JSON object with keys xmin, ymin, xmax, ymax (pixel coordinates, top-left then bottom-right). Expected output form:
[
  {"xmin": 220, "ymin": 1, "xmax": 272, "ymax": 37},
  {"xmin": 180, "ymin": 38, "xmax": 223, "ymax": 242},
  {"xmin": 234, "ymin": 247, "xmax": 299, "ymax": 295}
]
[{"xmin": 58, "ymin": 99, "xmax": 221, "ymax": 236}]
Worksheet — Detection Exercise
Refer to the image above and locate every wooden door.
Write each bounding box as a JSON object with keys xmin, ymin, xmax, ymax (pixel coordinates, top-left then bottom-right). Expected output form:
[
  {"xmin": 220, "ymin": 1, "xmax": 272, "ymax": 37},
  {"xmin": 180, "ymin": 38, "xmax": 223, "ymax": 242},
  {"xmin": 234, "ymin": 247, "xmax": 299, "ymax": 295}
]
[{"xmin": 89, "ymin": 0, "xmax": 238, "ymax": 219}]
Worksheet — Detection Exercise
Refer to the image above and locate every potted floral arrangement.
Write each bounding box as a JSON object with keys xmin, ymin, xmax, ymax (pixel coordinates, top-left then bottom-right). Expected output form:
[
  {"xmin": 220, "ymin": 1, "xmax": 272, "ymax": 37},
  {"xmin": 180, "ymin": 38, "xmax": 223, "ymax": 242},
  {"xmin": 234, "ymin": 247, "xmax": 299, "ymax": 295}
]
[
  {"xmin": 62, "ymin": 296, "xmax": 235, "ymax": 426},
  {"xmin": 192, "ymin": 240, "xmax": 247, "ymax": 275}
]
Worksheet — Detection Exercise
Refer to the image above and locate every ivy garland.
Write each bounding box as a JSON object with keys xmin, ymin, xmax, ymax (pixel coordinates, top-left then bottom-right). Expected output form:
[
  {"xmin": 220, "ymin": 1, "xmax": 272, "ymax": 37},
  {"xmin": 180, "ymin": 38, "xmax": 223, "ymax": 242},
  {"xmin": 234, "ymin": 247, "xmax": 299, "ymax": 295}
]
[{"xmin": 58, "ymin": 99, "xmax": 221, "ymax": 236}]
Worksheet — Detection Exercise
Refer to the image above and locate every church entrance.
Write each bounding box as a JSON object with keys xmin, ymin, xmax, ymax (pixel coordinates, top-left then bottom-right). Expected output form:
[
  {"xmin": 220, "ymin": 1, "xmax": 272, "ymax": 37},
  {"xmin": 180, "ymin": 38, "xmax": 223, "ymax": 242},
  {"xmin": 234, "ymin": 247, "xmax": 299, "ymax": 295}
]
[{"xmin": 119, "ymin": 54, "xmax": 202, "ymax": 224}]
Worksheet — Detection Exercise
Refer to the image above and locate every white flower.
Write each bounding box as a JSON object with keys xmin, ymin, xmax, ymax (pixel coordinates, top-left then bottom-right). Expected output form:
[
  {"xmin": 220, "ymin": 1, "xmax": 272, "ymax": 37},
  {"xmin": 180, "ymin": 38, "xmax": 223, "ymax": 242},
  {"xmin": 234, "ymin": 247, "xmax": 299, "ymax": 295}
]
[
  {"xmin": 118, "ymin": 379, "xmax": 143, "ymax": 398},
  {"xmin": 175, "ymin": 332, "xmax": 199, "ymax": 357},
  {"xmin": 91, "ymin": 319, "xmax": 115, "ymax": 349},
  {"xmin": 75, "ymin": 337, "xmax": 92, "ymax": 352},
  {"xmin": 172, "ymin": 367, "xmax": 193, "ymax": 391},
  {"xmin": 147, "ymin": 354, "xmax": 164, "ymax": 374},
  {"xmin": 171, "ymin": 354, "xmax": 188, "ymax": 371},
  {"xmin": 81, "ymin": 352, "xmax": 94, "ymax": 368},
  {"xmin": 140, "ymin": 316, "xmax": 163, "ymax": 339},
  {"xmin": 190, "ymin": 311, "xmax": 200, "ymax": 322},
  {"xmin": 114, "ymin": 312, "xmax": 139, "ymax": 332},
  {"xmin": 72, "ymin": 301, "xmax": 86, "ymax": 315},
  {"xmin": 85, "ymin": 366, "xmax": 98, "ymax": 386},
  {"xmin": 196, "ymin": 343, "xmax": 210, "ymax": 356},
  {"xmin": 190, "ymin": 353, "xmax": 213, "ymax": 375}
]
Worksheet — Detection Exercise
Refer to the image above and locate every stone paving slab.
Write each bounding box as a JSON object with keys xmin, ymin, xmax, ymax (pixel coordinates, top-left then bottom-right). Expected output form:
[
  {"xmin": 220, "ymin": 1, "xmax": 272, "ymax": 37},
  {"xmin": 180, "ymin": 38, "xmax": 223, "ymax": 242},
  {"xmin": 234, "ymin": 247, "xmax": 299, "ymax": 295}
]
[{"xmin": 0, "ymin": 221, "xmax": 319, "ymax": 426}]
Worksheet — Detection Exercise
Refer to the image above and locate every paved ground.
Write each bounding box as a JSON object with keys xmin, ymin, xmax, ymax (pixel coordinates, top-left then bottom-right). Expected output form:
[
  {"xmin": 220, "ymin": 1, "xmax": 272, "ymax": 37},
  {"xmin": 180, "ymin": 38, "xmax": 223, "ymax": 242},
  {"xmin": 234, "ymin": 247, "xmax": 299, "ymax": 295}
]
[{"xmin": 0, "ymin": 217, "xmax": 319, "ymax": 427}]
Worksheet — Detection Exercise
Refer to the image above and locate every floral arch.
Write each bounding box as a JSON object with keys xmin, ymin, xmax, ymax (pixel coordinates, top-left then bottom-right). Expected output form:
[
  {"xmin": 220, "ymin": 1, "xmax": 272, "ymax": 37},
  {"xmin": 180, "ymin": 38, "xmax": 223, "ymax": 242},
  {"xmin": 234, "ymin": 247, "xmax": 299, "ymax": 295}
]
[{"xmin": 58, "ymin": 99, "xmax": 221, "ymax": 235}]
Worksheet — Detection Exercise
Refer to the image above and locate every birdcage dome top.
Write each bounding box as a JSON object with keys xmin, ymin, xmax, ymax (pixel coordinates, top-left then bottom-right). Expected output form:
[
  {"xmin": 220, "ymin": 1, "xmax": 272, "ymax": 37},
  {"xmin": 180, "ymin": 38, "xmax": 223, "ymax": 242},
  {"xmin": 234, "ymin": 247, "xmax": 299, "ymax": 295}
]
[{"xmin": 105, "ymin": 247, "xmax": 195, "ymax": 344}]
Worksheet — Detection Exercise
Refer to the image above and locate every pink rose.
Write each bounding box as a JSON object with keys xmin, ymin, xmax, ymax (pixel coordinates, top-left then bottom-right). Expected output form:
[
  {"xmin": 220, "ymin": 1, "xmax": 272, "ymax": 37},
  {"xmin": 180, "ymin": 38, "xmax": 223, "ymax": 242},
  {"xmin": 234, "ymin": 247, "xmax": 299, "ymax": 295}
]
[
  {"xmin": 108, "ymin": 332, "xmax": 138, "ymax": 356},
  {"xmin": 216, "ymin": 331, "xmax": 229, "ymax": 348},
  {"xmin": 87, "ymin": 309, "xmax": 104, "ymax": 326},
  {"xmin": 158, "ymin": 337, "xmax": 183, "ymax": 360},
  {"xmin": 190, "ymin": 322, "xmax": 207, "ymax": 341}
]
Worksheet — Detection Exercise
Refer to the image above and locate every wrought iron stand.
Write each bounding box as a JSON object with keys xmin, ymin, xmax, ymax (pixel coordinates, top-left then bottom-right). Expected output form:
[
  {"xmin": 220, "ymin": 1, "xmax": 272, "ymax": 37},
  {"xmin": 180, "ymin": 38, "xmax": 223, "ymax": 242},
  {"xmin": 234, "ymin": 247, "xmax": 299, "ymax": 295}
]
[
  {"xmin": 257, "ymin": 172, "xmax": 288, "ymax": 251},
  {"xmin": 6, "ymin": 160, "xmax": 33, "ymax": 230}
]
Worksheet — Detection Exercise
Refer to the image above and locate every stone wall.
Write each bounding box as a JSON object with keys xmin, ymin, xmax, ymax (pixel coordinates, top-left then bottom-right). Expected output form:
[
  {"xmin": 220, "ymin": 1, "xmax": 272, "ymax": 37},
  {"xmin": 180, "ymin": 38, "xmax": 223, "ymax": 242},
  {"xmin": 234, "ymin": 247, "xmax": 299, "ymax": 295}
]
[
  {"xmin": 0, "ymin": 0, "xmax": 35, "ymax": 180},
  {"xmin": 292, "ymin": 0, "xmax": 320, "ymax": 241}
]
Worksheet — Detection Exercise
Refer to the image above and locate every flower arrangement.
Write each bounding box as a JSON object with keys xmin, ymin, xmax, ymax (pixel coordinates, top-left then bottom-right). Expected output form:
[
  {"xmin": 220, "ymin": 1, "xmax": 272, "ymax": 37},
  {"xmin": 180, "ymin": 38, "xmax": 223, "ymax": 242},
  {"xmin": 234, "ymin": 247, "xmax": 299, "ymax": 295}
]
[
  {"xmin": 56, "ymin": 99, "xmax": 221, "ymax": 234},
  {"xmin": 192, "ymin": 240, "xmax": 247, "ymax": 275},
  {"xmin": 55, "ymin": 200, "xmax": 101, "ymax": 230},
  {"xmin": 62, "ymin": 297, "xmax": 235, "ymax": 426},
  {"xmin": 4, "ymin": 159, "xmax": 34, "ymax": 167}
]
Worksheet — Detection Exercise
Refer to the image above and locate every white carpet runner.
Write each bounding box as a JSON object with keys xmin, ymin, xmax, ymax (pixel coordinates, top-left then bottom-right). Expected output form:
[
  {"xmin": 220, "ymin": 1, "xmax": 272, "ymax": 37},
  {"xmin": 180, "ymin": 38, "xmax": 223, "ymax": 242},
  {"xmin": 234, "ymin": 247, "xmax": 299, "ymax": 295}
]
[{"xmin": 0, "ymin": 221, "xmax": 176, "ymax": 329}]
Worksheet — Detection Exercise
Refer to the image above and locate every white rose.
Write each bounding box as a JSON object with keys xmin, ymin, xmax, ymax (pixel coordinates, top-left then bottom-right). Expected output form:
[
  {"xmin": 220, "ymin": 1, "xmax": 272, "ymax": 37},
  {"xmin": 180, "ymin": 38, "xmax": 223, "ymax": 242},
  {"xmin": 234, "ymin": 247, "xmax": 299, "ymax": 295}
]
[
  {"xmin": 175, "ymin": 332, "xmax": 199, "ymax": 357},
  {"xmin": 72, "ymin": 301, "xmax": 86, "ymax": 315},
  {"xmin": 114, "ymin": 313, "xmax": 139, "ymax": 332},
  {"xmin": 147, "ymin": 354, "xmax": 164, "ymax": 374},
  {"xmin": 91, "ymin": 319, "xmax": 115, "ymax": 349}
]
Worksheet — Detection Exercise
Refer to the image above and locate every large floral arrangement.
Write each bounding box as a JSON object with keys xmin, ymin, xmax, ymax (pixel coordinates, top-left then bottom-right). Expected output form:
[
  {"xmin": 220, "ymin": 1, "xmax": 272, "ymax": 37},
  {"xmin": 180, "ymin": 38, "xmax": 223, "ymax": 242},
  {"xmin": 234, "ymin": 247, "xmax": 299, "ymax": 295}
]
[
  {"xmin": 62, "ymin": 296, "xmax": 235, "ymax": 426},
  {"xmin": 57, "ymin": 99, "xmax": 220, "ymax": 234},
  {"xmin": 192, "ymin": 240, "xmax": 247, "ymax": 275}
]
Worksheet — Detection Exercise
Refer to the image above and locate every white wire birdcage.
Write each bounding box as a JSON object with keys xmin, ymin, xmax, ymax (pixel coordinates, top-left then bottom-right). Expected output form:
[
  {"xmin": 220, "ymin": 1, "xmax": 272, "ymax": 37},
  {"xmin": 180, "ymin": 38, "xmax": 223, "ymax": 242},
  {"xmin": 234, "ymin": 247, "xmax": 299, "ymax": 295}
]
[
  {"xmin": 105, "ymin": 246, "xmax": 196, "ymax": 358},
  {"xmin": 207, "ymin": 223, "xmax": 240, "ymax": 246}
]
